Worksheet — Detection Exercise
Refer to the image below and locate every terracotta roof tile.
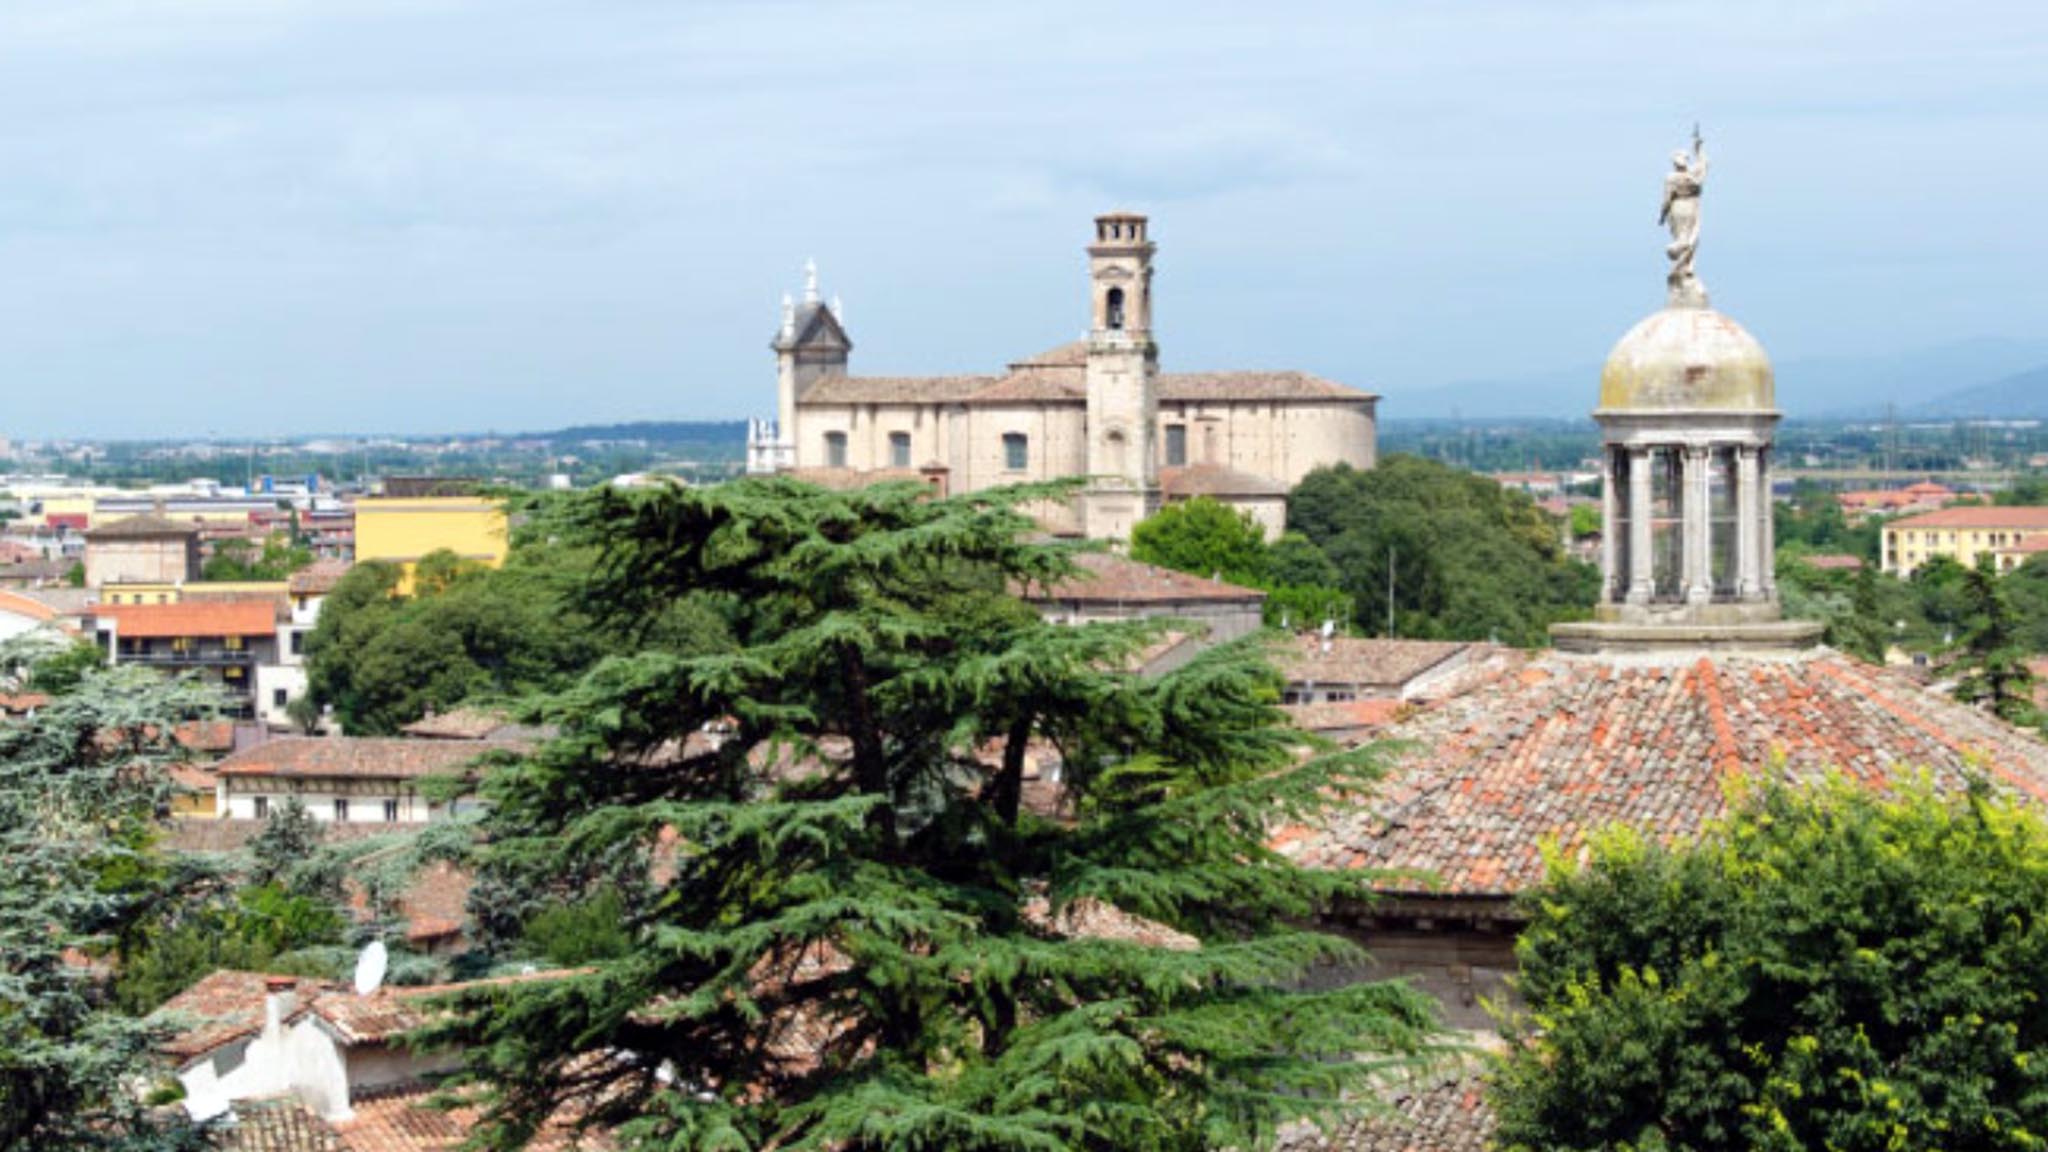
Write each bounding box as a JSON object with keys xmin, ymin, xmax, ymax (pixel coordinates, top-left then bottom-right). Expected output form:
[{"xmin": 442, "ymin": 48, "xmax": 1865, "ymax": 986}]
[
  {"xmin": 1277, "ymin": 650, "xmax": 2048, "ymax": 899},
  {"xmin": 85, "ymin": 513, "xmax": 201, "ymax": 540},
  {"xmin": 207, "ymin": 1094, "xmax": 347, "ymax": 1151},
  {"xmin": 1022, "ymin": 552, "xmax": 1266, "ymax": 606},
  {"xmin": 214, "ymin": 737, "xmax": 503, "ymax": 782},
  {"xmin": 92, "ymin": 599, "xmax": 278, "ymax": 639},
  {"xmin": 154, "ymin": 971, "xmax": 329, "ymax": 1062},
  {"xmin": 1158, "ymin": 371, "xmax": 1375, "ymax": 403},
  {"xmin": 1890, "ymin": 506, "xmax": 2048, "ymax": 530},
  {"xmin": 1273, "ymin": 637, "xmax": 1474, "ymax": 693},
  {"xmin": 799, "ymin": 374, "xmax": 995, "ymax": 404},
  {"xmin": 288, "ymin": 560, "xmax": 351, "ymax": 596},
  {"xmin": 1276, "ymin": 1072, "xmax": 1495, "ymax": 1152}
]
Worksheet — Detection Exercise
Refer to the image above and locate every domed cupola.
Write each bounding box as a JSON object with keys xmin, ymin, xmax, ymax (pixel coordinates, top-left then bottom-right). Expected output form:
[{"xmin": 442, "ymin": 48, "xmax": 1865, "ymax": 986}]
[{"xmin": 1552, "ymin": 131, "xmax": 1821, "ymax": 655}]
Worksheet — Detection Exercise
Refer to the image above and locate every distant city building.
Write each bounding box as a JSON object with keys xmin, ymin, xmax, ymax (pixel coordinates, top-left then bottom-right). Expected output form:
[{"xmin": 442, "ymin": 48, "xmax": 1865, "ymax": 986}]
[
  {"xmin": 353, "ymin": 478, "xmax": 507, "ymax": 593},
  {"xmin": 1882, "ymin": 505, "xmax": 2048, "ymax": 576},
  {"xmin": 1836, "ymin": 480, "xmax": 1953, "ymax": 521},
  {"xmin": 87, "ymin": 599, "xmax": 280, "ymax": 718},
  {"xmin": 747, "ymin": 214, "xmax": 1378, "ymax": 540},
  {"xmin": 82, "ymin": 514, "xmax": 201, "ymax": 589}
]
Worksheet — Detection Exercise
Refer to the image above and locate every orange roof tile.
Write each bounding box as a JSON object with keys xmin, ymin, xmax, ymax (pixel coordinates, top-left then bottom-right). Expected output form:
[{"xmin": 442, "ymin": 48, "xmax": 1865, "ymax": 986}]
[
  {"xmin": 214, "ymin": 737, "xmax": 503, "ymax": 781},
  {"xmin": 1890, "ymin": 506, "xmax": 2048, "ymax": 530},
  {"xmin": 93, "ymin": 599, "xmax": 277, "ymax": 638},
  {"xmin": 1021, "ymin": 552, "xmax": 1265, "ymax": 606}
]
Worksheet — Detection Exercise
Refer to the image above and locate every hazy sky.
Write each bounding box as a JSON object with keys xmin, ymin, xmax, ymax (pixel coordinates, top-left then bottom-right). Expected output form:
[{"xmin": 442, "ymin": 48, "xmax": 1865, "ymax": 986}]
[{"xmin": 2, "ymin": 1, "xmax": 2044, "ymax": 438}]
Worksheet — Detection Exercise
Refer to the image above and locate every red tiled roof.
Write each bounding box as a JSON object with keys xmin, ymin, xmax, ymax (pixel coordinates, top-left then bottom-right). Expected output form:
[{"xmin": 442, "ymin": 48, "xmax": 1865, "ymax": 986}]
[
  {"xmin": 1277, "ymin": 651, "xmax": 2048, "ymax": 899},
  {"xmin": 214, "ymin": 737, "xmax": 501, "ymax": 781},
  {"xmin": 1273, "ymin": 637, "xmax": 1473, "ymax": 692},
  {"xmin": 1160, "ymin": 464, "xmax": 1290, "ymax": 499},
  {"xmin": 1022, "ymin": 552, "xmax": 1266, "ymax": 606},
  {"xmin": 0, "ymin": 691, "xmax": 51, "ymax": 713},
  {"xmin": 92, "ymin": 599, "xmax": 277, "ymax": 638},
  {"xmin": 1158, "ymin": 371, "xmax": 1373, "ymax": 403},
  {"xmin": 400, "ymin": 707, "xmax": 512, "ymax": 741},
  {"xmin": 332, "ymin": 1080, "xmax": 615, "ymax": 1151},
  {"xmin": 1275, "ymin": 1072, "xmax": 1495, "ymax": 1152},
  {"xmin": 207, "ymin": 1093, "xmax": 346, "ymax": 1151},
  {"xmin": 1282, "ymin": 698, "xmax": 1407, "ymax": 735},
  {"xmin": 153, "ymin": 970, "xmax": 329, "ymax": 1062},
  {"xmin": 288, "ymin": 559, "xmax": 351, "ymax": 596},
  {"xmin": 1890, "ymin": 506, "xmax": 2048, "ymax": 530}
]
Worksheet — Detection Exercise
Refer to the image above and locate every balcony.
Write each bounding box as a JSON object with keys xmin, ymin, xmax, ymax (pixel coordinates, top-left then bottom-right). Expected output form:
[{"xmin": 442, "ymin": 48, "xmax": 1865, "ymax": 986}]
[{"xmin": 118, "ymin": 648, "xmax": 259, "ymax": 668}]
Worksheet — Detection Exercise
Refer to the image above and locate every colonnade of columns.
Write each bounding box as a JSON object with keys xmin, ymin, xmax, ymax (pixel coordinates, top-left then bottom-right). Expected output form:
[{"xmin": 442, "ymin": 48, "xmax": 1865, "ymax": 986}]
[{"xmin": 1603, "ymin": 441, "xmax": 1773, "ymax": 607}]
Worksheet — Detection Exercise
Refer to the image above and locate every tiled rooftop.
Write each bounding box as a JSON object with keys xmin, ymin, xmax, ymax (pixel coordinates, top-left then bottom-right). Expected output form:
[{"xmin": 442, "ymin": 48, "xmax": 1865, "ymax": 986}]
[
  {"xmin": 1890, "ymin": 506, "xmax": 2048, "ymax": 530},
  {"xmin": 288, "ymin": 560, "xmax": 352, "ymax": 596},
  {"xmin": 213, "ymin": 737, "xmax": 501, "ymax": 781},
  {"xmin": 1276, "ymin": 1073, "xmax": 1494, "ymax": 1152},
  {"xmin": 1276, "ymin": 650, "xmax": 2048, "ymax": 899},
  {"xmin": 1021, "ymin": 551, "xmax": 1266, "ymax": 606},
  {"xmin": 1273, "ymin": 637, "xmax": 1474, "ymax": 692},
  {"xmin": 93, "ymin": 599, "xmax": 279, "ymax": 639},
  {"xmin": 155, "ymin": 971, "xmax": 330, "ymax": 1062},
  {"xmin": 207, "ymin": 1094, "xmax": 347, "ymax": 1151},
  {"xmin": 1160, "ymin": 463, "xmax": 1291, "ymax": 499},
  {"xmin": 85, "ymin": 513, "xmax": 200, "ymax": 539}
]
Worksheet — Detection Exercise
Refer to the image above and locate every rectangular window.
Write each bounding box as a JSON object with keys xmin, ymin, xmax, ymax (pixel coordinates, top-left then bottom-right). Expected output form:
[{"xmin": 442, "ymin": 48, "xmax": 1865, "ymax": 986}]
[
  {"xmin": 1165, "ymin": 424, "xmax": 1188, "ymax": 467},
  {"xmin": 824, "ymin": 431, "xmax": 848, "ymax": 468},
  {"xmin": 334, "ymin": 798, "xmax": 349, "ymax": 823},
  {"xmin": 1003, "ymin": 433, "xmax": 1029, "ymax": 472},
  {"xmin": 253, "ymin": 795, "xmax": 269, "ymax": 820},
  {"xmin": 383, "ymin": 799, "xmax": 399, "ymax": 823},
  {"xmin": 889, "ymin": 431, "xmax": 912, "ymax": 469},
  {"xmin": 289, "ymin": 631, "xmax": 304, "ymax": 655},
  {"xmin": 272, "ymin": 688, "xmax": 289, "ymax": 708},
  {"xmin": 223, "ymin": 635, "xmax": 243, "ymax": 651}
]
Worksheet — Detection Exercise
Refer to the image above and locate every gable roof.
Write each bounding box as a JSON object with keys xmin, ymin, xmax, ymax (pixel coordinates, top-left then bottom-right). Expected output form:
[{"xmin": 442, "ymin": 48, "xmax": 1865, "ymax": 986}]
[
  {"xmin": 1275, "ymin": 650, "xmax": 2048, "ymax": 900},
  {"xmin": 1891, "ymin": 506, "xmax": 2048, "ymax": 531},
  {"xmin": 213, "ymin": 737, "xmax": 503, "ymax": 781},
  {"xmin": 154, "ymin": 971, "xmax": 329, "ymax": 1062},
  {"xmin": 1022, "ymin": 552, "xmax": 1266, "ymax": 607},
  {"xmin": 1272, "ymin": 637, "xmax": 1474, "ymax": 692},
  {"xmin": 85, "ymin": 513, "xmax": 199, "ymax": 540}
]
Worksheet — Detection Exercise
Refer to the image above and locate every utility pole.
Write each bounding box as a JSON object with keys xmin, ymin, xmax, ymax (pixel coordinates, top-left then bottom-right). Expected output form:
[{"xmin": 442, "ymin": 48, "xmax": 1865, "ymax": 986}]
[{"xmin": 1386, "ymin": 543, "xmax": 1396, "ymax": 638}]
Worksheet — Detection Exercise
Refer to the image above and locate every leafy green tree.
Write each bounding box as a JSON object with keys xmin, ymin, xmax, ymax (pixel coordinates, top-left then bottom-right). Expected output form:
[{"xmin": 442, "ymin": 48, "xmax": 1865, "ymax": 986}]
[
  {"xmin": 1290, "ymin": 457, "xmax": 1597, "ymax": 645},
  {"xmin": 1130, "ymin": 496, "xmax": 1271, "ymax": 586},
  {"xmin": 306, "ymin": 539, "xmax": 731, "ymax": 735},
  {"xmin": 248, "ymin": 796, "xmax": 327, "ymax": 889},
  {"xmin": 1831, "ymin": 564, "xmax": 1890, "ymax": 663},
  {"xmin": 1568, "ymin": 503, "xmax": 1601, "ymax": 539},
  {"xmin": 1995, "ymin": 475, "xmax": 2048, "ymax": 506},
  {"xmin": 429, "ymin": 478, "xmax": 1446, "ymax": 1151},
  {"xmin": 1267, "ymin": 531, "xmax": 1341, "ymax": 589},
  {"xmin": 1954, "ymin": 554, "xmax": 2038, "ymax": 725},
  {"xmin": 0, "ymin": 656, "xmax": 218, "ymax": 1150},
  {"xmin": 201, "ymin": 533, "xmax": 314, "ymax": 581},
  {"xmin": 1911, "ymin": 554, "xmax": 1975, "ymax": 645},
  {"xmin": 1495, "ymin": 776, "xmax": 2048, "ymax": 1152}
]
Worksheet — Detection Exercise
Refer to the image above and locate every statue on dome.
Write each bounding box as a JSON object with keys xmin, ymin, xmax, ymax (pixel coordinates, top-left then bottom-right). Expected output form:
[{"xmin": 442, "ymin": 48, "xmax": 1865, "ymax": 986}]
[{"xmin": 1659, "ymin": 125, "xmax": 1708, "ymax": 306}]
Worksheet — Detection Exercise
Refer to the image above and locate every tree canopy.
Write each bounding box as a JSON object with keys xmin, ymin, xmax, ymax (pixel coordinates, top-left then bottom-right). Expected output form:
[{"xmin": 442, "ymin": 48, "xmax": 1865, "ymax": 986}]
[
  {"xmin": 0, "ymin": 649, "xmax": 218, "ymax": 1150},
  {"xmin": 428, "ymin": 477, "xmax": 1447, "ymax": 1151},
  {"xmin": 1494, "ymin": 776, "xmax": 2048, "ymax": 1152},
  {"xmin": 1287, "ymin": 456, "xmax": 1598, "ymax": 645},
  {"xmin": 304, "ymin": 524, "xmax": 730, "ymax": 734},
  {"xmin": 1129, "ymin": 498, "xmax": 1351, "ymax": 629}
]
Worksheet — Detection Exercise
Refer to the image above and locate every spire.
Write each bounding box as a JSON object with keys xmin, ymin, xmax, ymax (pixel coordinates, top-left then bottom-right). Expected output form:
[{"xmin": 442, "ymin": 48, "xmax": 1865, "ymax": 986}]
[
  {"xmin": 830, "ymin": 294, "xmax": 843, "ymax": 326},
  {"xmin": 803, "ymin": 258, "xmax": 820, "ymax": 306},
  {"xmin": 779, "ymin": 293, "xmax": 795, "ymax": 341}
]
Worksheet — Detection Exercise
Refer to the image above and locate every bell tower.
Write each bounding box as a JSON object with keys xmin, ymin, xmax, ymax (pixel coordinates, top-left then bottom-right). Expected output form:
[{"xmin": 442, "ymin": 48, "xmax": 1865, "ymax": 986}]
[{"xmin": 1079, "ymin": 212, "xmax": 1161, "ymax": 541}]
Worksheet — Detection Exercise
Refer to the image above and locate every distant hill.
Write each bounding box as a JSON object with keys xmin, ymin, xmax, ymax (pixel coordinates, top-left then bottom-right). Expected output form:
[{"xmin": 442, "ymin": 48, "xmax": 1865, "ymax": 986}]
[
  {"xmin": 1393, "ymin": 337, "xmax": 2048, "ymax": 421},
  {"xmin": 534, "ymin": 420, "xmax": 748, "ymax": 446},
  {"xmin": 1909, "ymin": 363, "xmax": 2048, "ymax": 419}
]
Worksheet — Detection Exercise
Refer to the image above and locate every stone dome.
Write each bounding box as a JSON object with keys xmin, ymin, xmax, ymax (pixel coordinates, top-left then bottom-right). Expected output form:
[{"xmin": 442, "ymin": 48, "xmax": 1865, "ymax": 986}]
[{"xmin": 1598, "ymin": 306, "xmax": 1774, "ymax": 413}]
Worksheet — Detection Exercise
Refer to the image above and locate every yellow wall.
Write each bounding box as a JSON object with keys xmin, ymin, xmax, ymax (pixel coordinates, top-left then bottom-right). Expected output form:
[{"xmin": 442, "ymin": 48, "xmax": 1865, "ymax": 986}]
[
  {"xmin": 100, "ymin": 580, "xmax": 289, "ymax": 605},
  {"xmin": 1884, "ymin": 525, "xmax": 2048, "ymax": 578},
  {"xmin": 171, "ymin": 790, "xmax": 218, "ymax": 818},
  {"xmin": 353, "ymin": 497, "xmax": 509, "ymax": 593}
]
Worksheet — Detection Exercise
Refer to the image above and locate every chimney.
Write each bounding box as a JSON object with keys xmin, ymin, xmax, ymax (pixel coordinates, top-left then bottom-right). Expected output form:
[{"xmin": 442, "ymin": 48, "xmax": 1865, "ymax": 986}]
[{"xmin": 262, "ymin": 975, "xmax": 299, "ymax": 1040}]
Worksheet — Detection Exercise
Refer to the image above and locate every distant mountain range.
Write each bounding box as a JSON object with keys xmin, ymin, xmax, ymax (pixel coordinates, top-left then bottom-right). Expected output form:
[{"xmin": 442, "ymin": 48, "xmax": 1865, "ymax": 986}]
[{"xmin": 1393, "ymin": 337, "xmax": 2048, "ymax": 422}]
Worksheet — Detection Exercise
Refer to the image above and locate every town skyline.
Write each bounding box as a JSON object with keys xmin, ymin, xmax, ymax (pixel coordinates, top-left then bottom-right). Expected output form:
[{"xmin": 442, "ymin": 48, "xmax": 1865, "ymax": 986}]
[{"xmin": 3, "ymin": 1, "xmax": 2046, "ymax": 438}]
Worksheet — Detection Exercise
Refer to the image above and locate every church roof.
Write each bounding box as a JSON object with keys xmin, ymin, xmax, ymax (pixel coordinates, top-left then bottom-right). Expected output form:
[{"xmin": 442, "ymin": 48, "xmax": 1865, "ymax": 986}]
[
  {"xmin": 796, "ymin": 342, "xmax": 1375, "ymax": 408},
  {"xmin": 1274, "ymin": 649, "xmax": 2048, "ymax": 900},
  {"xmin": 1161, "ymin": 463, "xmax": 1290, "ymax": 499}
]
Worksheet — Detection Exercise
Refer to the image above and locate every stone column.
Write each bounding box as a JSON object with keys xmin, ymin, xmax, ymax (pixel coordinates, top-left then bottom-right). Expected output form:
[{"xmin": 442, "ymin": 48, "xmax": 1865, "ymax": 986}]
[
  {"xmin": 1599, "ymin": 447, "xmax": 1619, "ymax": 602},
  {"xmin": 1759, "ymin": 447, "xmax": 1777, "ymax": 597},
  {"xmin": 1683, "ymin": 445, "xmax": 1712, "ymax": 604},
  {"xmin": 1626, "ymin": 446, "xmax": 1654, "ymax": 604},
  {"xmin": 1735, "ymin": 446, "xmax": 1761, "ymax": 599}
]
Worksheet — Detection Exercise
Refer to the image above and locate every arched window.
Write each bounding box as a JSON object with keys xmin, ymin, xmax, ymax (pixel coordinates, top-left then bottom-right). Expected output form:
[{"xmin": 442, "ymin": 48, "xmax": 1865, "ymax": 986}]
[
  {"xmin": 1003, "ymin": 433, "xmax": 1028, "ymax": 471},
  {"xmin": 824, "ymin": 431, "xmax": 848, "ymax": 468},
  {"xmin": 1105, "ymin": 287, "xmax": 1125, "ymax": 331}
]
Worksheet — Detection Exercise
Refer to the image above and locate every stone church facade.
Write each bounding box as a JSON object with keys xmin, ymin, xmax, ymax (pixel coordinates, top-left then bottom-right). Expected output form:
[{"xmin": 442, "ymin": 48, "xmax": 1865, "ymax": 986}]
[{"xmin": 746, "ymin": 213, "xmax": 1378, "ymax": 540}]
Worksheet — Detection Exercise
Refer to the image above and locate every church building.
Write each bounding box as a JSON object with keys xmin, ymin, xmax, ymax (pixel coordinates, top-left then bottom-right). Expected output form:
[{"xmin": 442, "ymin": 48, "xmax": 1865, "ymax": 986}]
[{"xmin": 745, "ymin": 213, "xmax": 1379, "ymax": 540}]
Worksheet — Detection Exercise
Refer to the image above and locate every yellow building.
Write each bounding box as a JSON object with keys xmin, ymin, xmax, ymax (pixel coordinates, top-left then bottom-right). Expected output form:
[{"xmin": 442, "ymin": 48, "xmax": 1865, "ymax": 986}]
[
  {"xmin": 353, "ymin": 492, "xmax": 509, "ymax": 594},
  {"xmin": 100, "ymin": 580, "xmax": 289, "ymax": 606},
  {"xmin": 1882, "ymin": 506, "xmax": 2048, "ymax": 577}
]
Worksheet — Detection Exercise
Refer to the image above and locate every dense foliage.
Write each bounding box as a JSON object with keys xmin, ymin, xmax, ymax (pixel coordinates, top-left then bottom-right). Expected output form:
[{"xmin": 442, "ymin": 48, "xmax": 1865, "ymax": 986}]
[
  {"xmin": 200, "ymin": 532, "xmax": 313, "ymax": 582},
  {"xmin": 1130, "ymin": 497, "xmax": 1351, "ymax": 628},
  {"xmin": 0, "ymin": 652, "xmax": 217, "ymax": 1150},
  {"xmin": 430, "ymin": 477, "xmax": 1446, "ymax": 1151},
  {"xmin": 1287, "ymin": 456, "xmax": 1598, "ymax": 645},
  {"xmin": 1495, "ymin": 777, "xmax": 2048, "ymax": 1152},
  {"xmin": 304, "ymin": 526, "xmax": 730, "ymax": 734}
]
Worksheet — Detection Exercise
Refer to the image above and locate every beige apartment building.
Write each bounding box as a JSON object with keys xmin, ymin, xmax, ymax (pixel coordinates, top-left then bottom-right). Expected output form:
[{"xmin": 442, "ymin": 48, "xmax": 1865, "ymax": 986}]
[
  {"xmin": 746, "ymin": 213, "xmax": 1378, "ymax": 540},
  {"xmin": 1882, "ymin": 506, "xmax": 2048, "ymax": 577}
]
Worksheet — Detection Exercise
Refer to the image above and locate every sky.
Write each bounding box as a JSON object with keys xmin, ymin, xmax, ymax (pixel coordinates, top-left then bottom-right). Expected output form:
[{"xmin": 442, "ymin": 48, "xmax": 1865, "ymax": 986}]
[{"xmin": 1, "ymin": 0, "xmax": 2044, "ymax": 439}]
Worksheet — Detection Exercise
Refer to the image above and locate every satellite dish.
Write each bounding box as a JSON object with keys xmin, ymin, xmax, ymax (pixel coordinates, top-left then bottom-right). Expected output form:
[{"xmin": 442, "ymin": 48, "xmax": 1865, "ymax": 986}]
[{"xmin": 353, "ymin": 940, "xmax": 389, "ymax": 996}]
